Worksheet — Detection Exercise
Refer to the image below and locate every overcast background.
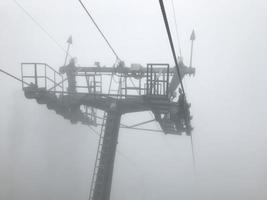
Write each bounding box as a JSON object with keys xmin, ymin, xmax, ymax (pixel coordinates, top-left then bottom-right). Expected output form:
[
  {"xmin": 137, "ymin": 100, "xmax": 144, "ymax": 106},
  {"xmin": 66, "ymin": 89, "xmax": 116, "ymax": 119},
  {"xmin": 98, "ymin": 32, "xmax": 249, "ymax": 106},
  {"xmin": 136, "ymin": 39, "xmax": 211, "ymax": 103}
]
[{"xmin": 1, "ymin": 0, "xmax": 267, "ymax": 200}]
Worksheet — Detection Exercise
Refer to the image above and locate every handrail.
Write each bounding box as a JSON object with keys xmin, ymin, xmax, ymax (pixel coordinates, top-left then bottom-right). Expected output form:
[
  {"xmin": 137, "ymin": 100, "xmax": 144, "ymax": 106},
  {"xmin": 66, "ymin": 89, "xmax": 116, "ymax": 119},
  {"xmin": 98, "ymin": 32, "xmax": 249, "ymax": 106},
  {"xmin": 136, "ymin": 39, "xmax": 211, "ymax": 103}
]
[
  {"xmin": 21, "ymin": 62, "xmax": 47, "ymax": 65},
  {"xmin": 21, "ymin": 63, "xmax": 64, "ymax": 92},
  {"xmin": 22, "ymin": 63, "xmax": 63, "ymax": 77},
  {"xmin": 45, "ymin": 64, "xmax": 63, "ymax": 77}
]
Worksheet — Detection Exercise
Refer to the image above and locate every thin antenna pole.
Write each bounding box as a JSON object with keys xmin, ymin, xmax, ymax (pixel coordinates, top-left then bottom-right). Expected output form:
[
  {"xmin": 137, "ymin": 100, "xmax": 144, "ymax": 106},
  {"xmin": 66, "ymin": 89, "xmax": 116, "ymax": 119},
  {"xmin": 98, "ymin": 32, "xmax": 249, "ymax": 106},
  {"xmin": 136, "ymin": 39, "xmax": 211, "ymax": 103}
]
[
  {"xmin": 189, "ymin": 30, "xmax": 196, "ymax": 68},
  {"xmin": 63, "ymin": 36, "xmax": 73, "ymax": 66},
  {"xmin": 63, "ymin": 44, "xmax": 71, "ymax": 66},
  {"xmin": 190, "ymin": 41, "xmax": 194, "ymax": 67}
]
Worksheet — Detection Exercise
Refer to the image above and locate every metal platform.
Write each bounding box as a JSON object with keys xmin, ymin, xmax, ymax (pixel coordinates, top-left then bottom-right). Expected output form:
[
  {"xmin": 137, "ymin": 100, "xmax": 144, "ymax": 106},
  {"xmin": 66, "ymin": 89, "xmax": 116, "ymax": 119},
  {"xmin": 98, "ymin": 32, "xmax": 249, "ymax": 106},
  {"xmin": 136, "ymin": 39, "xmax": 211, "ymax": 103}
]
[
  {"xmin": 21, "ymin": 62, "xmax": 194, "ymax": 133},
  {"xmin": 21, "ymin": 61, "xmax": 194, "ymax": 200}
]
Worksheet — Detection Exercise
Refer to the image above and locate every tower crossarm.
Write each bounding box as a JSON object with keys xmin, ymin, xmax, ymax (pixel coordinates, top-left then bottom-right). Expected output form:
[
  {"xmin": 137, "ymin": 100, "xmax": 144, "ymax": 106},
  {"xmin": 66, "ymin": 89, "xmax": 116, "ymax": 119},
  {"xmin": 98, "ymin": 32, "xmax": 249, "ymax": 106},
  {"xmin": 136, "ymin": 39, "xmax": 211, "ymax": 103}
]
[
  {"xmin": 75, "ymin": 64, "xmax": 195, "ymax": 78},
  {"xmin": 21, "ymin": 62, "xmax": 194, "ymax": 134}
]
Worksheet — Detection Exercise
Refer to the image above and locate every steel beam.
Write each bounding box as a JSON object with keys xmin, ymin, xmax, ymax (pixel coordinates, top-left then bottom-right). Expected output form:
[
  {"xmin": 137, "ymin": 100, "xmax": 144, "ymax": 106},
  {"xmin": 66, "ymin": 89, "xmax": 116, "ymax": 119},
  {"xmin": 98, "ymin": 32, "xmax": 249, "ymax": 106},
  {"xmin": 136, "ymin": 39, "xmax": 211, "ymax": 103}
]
[{"xmin": 93, "ymin": 109, "xmax": 121, "ymax": 200}]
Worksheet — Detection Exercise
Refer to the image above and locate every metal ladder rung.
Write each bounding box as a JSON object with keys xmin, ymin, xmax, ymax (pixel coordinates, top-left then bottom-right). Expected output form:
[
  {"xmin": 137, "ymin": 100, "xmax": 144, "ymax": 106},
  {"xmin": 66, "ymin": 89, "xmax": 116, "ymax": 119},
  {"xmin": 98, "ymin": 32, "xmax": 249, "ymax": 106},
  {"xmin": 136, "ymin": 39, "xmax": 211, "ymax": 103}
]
[{"xmin": 88, "ymin": 112, "xmax": 108, "ymax": 200}]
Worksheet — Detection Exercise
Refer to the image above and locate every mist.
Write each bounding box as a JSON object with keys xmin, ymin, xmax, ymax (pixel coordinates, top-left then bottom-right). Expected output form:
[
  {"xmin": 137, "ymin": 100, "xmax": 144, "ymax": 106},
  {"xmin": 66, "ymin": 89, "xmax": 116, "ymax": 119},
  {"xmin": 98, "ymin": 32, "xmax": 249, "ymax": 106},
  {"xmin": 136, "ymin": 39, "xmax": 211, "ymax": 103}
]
[{"xmin": 1, "ymin": 0, "xmax": 267, "ymax": 200}]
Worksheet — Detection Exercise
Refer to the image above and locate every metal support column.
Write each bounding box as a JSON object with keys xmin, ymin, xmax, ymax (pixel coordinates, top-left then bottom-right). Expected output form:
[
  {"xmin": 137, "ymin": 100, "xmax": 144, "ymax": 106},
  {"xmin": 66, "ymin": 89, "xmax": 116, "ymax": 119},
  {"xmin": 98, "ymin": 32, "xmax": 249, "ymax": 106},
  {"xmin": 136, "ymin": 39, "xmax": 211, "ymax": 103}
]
[{"xmin": 92, "ymin": 109, "xmax": 121, "ymax": 200}]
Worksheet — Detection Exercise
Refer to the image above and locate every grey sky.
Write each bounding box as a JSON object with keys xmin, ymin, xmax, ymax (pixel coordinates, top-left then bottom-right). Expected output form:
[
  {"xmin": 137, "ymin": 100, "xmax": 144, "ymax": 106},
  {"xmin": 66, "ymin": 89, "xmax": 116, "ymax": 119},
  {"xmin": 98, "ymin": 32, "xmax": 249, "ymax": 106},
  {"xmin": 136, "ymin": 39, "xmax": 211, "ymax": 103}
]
[{"xmin": 0, "ymin": 0, "xmax": 267, "ymax": 200}]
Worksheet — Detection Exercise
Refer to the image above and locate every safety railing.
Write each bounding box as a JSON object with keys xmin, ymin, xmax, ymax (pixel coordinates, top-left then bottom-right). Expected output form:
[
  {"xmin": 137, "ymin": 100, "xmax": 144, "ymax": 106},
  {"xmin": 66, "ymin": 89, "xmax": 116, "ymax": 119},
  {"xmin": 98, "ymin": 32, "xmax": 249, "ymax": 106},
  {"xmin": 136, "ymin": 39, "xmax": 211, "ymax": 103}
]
[
  {"xmin": 146, "ymin": 63, "xmax": 170, "ymax": 96},
  {"xmin": 74, "ymin": 72, "xmax": 103, "ymax": 95},
  {"xmin": 21, "ymin": 63, "xmax": 64, "ymax": 93}
]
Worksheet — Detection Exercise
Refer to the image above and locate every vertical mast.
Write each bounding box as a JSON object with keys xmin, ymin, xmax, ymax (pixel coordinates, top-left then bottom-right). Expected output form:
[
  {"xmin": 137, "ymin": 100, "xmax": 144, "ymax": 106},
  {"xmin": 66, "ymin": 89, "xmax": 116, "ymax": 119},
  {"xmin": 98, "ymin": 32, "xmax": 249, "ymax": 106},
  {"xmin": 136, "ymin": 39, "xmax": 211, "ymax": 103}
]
[{"xmin": 91, "ymin": 109, "xmax": 121, "ymax": 200}]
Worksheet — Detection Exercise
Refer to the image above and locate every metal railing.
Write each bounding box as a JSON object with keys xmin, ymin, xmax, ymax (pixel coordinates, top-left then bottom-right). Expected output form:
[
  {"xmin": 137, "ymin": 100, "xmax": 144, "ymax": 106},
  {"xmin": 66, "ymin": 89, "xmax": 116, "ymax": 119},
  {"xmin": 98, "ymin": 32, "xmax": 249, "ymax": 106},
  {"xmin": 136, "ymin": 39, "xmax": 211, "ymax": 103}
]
[
  {"xmin": 146, "ymin": 63, "xmax": 170, "ymax": 96},
  {"xmin": 21, "ymin": 63, "xmax": 64, "ymax": 93}
]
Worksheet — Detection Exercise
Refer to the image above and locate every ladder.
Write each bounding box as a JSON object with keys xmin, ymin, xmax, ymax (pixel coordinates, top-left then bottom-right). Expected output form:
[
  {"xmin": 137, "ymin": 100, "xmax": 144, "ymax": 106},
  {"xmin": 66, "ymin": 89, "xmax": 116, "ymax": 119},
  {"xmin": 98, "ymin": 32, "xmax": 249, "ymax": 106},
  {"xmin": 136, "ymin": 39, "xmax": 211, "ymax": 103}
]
[
  {"xmin": 88, "ymin": 74, "xmax": 123, "ymax": 200},
  {"xmin": 88, "ymin": 113, "xmax": 107, "ymax": 200}
]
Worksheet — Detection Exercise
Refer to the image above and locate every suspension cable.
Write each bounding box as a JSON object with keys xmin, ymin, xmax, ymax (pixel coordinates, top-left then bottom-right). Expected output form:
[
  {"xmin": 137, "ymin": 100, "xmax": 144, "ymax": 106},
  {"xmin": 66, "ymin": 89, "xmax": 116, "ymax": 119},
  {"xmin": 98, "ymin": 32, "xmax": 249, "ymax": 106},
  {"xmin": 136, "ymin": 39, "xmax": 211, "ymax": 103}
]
[
  {"xmin": 0, "ymin": 68, "xmax": 30, "ymax": 86},
  {"xmin": 13, "ymin": 0, "xmax": 69, "ymax": 55},
  {"xmin": 78, "ymin": 0, "xmax": 120, "ymax": 60},
  {"xmin": 171, "ymin": 0, "xmax": 182, "ymax": 57},
  {"xmin": 159, "ymin": 0, "xmax": 185, "ymax": 95},
  {"xmin": 190, "ymin": 133, "xmax": 197, "ymax": 173},
  {"xmin": 159, "ymin": 0, "xmax": 196, "ymax": 173}
]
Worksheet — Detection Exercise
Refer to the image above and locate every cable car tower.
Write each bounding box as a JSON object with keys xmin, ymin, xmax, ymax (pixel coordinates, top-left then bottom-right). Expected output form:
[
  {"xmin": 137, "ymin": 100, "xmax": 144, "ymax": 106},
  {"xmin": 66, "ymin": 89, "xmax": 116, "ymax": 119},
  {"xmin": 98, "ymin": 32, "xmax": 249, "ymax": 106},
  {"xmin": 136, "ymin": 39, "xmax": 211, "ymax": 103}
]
[{"xmin": 2, "ymin": 1, "xmax": 196, "ymax": 200}]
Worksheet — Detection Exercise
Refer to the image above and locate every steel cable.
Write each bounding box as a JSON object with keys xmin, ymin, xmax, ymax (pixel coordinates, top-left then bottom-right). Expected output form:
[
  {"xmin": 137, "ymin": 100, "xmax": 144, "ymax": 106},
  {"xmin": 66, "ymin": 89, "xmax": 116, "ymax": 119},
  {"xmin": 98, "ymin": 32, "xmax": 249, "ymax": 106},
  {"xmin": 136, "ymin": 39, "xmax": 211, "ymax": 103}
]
[
  {"xmin": 13, "ymin": 0, "xmax": 70, "ymax": 56},
  {"xmin": 78, "ymin": 0, "xmax": 120, "ymax": 60}
]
